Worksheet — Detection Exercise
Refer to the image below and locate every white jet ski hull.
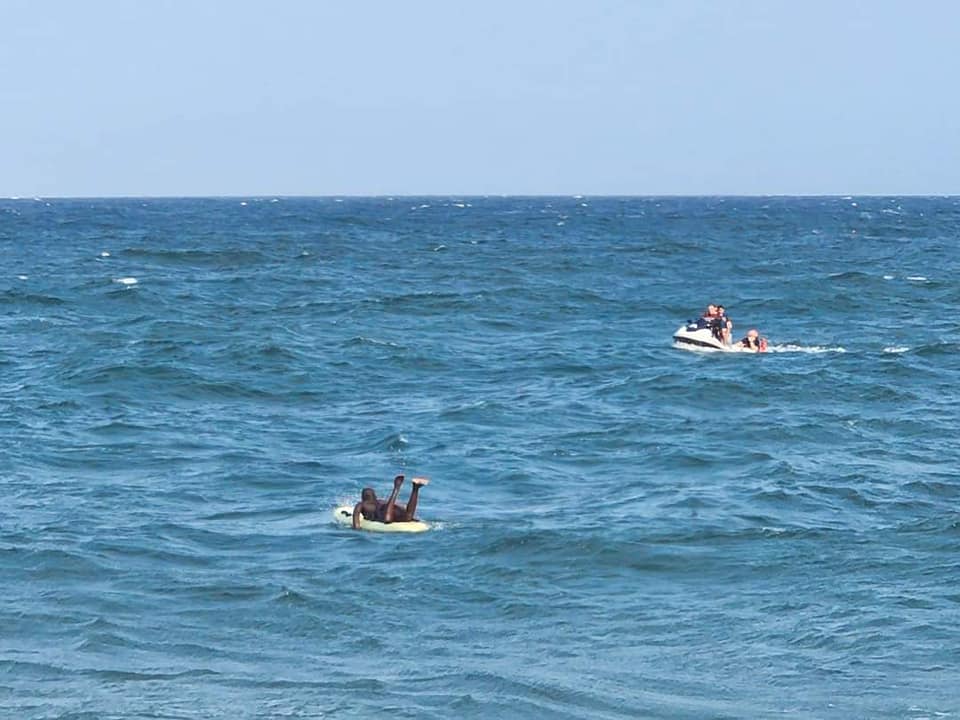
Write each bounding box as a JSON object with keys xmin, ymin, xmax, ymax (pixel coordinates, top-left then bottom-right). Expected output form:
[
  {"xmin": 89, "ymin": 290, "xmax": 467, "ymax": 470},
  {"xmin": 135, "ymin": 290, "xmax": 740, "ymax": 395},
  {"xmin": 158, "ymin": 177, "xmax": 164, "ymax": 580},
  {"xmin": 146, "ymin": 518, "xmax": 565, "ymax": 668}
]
[{"xmin": 673, "ymin": 325, "xmax": 747, "ymax": 352}]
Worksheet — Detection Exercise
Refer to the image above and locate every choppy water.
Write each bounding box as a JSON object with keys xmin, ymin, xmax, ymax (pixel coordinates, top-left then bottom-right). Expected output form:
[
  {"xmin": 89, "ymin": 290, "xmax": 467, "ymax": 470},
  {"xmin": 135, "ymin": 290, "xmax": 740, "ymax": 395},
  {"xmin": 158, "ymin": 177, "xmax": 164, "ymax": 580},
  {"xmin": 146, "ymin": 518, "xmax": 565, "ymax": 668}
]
[{"xmin": 2, "ymin": 196, "xmax": 959, "ymax": 719}]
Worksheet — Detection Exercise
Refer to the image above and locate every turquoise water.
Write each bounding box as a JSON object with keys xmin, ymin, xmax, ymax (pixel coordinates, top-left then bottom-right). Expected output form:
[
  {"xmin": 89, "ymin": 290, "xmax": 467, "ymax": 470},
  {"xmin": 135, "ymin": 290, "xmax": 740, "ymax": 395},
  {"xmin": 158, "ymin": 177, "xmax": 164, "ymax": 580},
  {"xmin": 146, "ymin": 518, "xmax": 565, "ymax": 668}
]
[{"xmin": 2, "ymin": 196, "xmax": 959, "ymax": 719}]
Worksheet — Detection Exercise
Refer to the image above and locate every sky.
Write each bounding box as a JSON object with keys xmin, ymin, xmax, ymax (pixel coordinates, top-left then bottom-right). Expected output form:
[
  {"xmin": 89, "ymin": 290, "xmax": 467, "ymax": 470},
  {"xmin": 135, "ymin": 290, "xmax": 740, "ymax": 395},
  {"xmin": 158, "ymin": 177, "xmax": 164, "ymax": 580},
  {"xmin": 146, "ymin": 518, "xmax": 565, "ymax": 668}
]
[{"xmin": 2, "ymin": 0, "xmax": 958, "ymax": 196}]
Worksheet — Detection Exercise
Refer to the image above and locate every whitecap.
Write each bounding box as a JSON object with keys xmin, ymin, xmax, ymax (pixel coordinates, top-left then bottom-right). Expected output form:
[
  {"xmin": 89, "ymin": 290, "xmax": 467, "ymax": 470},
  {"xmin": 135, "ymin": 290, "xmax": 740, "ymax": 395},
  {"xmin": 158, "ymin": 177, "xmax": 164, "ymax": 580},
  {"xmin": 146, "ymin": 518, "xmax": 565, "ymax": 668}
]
[
  {"xmin": 556, "ymin": 221, "xmax": 565, "ymax": 226},
  {"xmin": 767, "ymin": 344, "xmax": 846, "ymax": 354},
  {"xmin": 883, "ymin": 275, "xmax": 894, "ymax": 280},
  {"xmin": 883, "ymin": 346, "xmax": 909, "ymax": 354},
  {"xmin": 114, "ymin": 277, "xmax": 138, "ymax": 286},
  {"xmin": 100, "ymin": 251, "xmax": 111, "ymax": 258},
  {"xmin": 240, "ymin": 201, "xmax": 248, "ymax": 206},
  {"xmin": 17, "ymin": 275, "xmax": 28, "ymax": 280},
  {"xmin": 433, "ymin": 244, "xmax": 446, "ymax": 252},
  {"xmin": 906, "ymin": 276, "xmax": 927, "ymax": 282},
  {"xmin": 453, "ymin": 203, "xmax": 466, "ymax": 208}
]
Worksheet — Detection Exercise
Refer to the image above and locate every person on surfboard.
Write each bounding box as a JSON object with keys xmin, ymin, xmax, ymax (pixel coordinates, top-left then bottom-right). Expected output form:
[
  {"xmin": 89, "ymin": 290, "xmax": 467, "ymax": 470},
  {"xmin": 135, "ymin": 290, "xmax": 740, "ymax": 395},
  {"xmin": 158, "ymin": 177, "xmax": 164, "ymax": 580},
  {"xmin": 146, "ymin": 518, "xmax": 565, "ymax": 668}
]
[{"xmin": 352, "ymin": 474, "xmax": 429, "ymax": 529}]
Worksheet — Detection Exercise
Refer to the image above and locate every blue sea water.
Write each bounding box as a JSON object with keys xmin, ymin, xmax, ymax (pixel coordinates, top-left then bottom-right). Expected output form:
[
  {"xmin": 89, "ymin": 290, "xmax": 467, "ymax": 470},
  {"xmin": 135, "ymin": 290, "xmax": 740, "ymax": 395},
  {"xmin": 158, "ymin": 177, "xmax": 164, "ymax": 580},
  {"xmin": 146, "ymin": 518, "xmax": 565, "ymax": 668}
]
[{"xmin": 1, "ymin": 196, "xmax": 959, "ymax": 719}]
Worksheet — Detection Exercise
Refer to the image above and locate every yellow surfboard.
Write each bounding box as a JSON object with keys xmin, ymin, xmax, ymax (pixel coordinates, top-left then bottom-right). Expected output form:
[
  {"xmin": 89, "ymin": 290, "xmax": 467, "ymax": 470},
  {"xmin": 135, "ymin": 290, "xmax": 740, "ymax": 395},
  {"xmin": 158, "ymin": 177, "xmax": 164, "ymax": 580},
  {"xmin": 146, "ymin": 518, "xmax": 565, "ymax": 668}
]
[{"xmin": 332, "ymin": 506, "xmax": 430, "ymax": 533}]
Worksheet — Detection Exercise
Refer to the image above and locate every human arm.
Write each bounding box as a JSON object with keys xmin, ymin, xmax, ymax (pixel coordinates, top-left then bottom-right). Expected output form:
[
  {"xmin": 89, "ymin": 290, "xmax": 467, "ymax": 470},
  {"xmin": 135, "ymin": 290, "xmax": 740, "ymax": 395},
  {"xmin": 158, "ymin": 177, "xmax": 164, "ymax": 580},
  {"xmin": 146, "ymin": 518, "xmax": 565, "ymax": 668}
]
[{"xmin": 352, "ymin": 502, "xmax": 362, "ymax": 530}]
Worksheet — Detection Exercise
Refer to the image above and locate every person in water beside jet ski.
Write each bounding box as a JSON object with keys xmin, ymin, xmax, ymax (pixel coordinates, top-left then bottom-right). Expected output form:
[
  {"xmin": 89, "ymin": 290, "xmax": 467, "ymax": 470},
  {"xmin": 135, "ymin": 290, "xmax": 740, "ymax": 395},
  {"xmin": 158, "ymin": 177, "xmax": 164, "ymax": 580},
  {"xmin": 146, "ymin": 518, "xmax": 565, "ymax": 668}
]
[
  {"xmin": 352, "ymin": 474, "xmax": 429, "ymax": 529},
  {"xmin": 740, "ymin": 329, "xmax": 768, "ymax": 352}
]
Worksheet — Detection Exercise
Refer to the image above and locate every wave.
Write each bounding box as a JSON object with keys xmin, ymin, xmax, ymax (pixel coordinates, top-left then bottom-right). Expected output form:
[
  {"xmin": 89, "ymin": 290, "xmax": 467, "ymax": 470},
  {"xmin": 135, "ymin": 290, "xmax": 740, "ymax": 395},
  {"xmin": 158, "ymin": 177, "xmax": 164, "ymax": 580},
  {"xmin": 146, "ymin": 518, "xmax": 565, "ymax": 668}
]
[
  {"xmin": 343, "ymin": 335, "xmax": 404, "ymax": 349},
  {"xmin": 0, "ymin": 289, "xmax": 67, "ymax": 306},
  {"xmin": 766, "ymin": 344, "xmax": 846, "ymax": 353},
  {"xmin": 121, "ymin": 247, "xmax": 268, "ymax": 267}
]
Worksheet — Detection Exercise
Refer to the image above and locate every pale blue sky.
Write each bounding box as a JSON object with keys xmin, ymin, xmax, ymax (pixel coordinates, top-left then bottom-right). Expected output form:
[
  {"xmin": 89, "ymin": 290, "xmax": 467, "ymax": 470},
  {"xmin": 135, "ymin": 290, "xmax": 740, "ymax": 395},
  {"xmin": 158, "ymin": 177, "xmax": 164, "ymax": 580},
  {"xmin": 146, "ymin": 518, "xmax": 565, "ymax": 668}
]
[{"xmin": 2, "ymin": 0, "xmax": 958, "ymax": 196}]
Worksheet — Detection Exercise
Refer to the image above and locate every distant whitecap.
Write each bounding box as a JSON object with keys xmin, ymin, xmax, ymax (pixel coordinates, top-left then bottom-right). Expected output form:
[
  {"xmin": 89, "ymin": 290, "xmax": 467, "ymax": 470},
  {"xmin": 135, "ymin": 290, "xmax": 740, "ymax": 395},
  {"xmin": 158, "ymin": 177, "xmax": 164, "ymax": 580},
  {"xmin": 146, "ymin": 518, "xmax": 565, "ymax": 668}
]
[
  {"xmin": 115, "ymin": 277, "xmax": 138, "ymax": 286},
  {"xmin": 17, "ymin": 275, "xmax": 28, "ymax": 280},
  {"xmin": 883, "ymin": 346, "xmax": 910, "ymax": 354},
  {"xmin": 906, "ymin": 276, "xmax": 927, "ymax": 282},
  {"xmin": 883, "ymin": 275, "xmax": 894, "ymax": 280},
  {"xmin": 240, "ymin": 201, "xmax": 248, "ymax": 206},
  {"xmin": 100, "ymin": 251, "xmax": 111, "ymax": 258}
]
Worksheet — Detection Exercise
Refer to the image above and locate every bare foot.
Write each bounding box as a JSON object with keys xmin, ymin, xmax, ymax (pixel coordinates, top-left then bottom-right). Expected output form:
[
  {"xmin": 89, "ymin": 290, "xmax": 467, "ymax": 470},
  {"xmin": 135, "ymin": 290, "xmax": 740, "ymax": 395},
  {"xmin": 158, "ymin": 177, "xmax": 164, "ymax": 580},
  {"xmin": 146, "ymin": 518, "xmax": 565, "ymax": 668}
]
[{"xmin": 411, "ymin": 477, "xmax": 430, "ymax": 486}]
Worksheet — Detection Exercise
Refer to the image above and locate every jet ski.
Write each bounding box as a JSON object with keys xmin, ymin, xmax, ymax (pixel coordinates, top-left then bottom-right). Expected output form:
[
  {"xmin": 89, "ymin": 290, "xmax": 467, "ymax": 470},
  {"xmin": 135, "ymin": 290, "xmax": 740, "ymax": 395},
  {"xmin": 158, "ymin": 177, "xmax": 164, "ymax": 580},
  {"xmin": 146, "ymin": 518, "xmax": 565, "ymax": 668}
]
[{"xmin": 673, "ymin": 322, "xmax": 746, "ymax": 352}]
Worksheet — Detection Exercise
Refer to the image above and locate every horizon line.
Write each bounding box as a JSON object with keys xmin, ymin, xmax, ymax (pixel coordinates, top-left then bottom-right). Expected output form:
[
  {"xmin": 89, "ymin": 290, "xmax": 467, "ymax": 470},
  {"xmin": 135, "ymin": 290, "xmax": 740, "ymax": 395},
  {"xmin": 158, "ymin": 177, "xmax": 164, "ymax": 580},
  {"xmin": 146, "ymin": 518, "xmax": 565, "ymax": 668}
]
[{"xmin": 5, "ymin": 193, "xmax": 959, "ymax": 201}]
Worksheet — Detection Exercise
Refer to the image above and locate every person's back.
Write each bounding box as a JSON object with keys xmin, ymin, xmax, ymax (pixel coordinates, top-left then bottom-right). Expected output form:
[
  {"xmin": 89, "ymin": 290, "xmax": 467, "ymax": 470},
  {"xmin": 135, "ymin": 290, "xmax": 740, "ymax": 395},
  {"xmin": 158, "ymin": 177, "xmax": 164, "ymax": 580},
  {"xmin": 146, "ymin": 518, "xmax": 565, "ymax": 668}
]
[{"xmin": 357, "ymin": 488, "xmax": 382, "ymax": 521}]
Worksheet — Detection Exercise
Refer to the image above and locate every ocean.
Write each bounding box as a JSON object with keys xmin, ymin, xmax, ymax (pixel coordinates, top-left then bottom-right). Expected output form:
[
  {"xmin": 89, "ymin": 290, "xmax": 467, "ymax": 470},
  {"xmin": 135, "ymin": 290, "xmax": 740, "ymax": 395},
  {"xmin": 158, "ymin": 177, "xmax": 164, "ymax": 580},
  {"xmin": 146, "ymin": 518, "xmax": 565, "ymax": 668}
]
[{"xmin": 1, "ymin": 196, "xmax": 958, "ymax": 719}]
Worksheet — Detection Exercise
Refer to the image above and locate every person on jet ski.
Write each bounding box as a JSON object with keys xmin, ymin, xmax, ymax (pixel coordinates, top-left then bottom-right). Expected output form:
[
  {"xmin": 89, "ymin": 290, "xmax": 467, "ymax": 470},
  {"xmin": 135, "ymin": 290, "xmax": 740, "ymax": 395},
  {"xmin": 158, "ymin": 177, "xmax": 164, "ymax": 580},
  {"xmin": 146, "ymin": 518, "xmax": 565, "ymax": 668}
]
[
  {"xmin": 696, "ymin": 304, "xmax": 718, "ymax": 328},
  {"xmin": 696, "ymin": 304, "xmax": 725, "ymax": 342},
  {"xmin": 717, "ymin": 305, "xmax": 733, "ymax": 345}
]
